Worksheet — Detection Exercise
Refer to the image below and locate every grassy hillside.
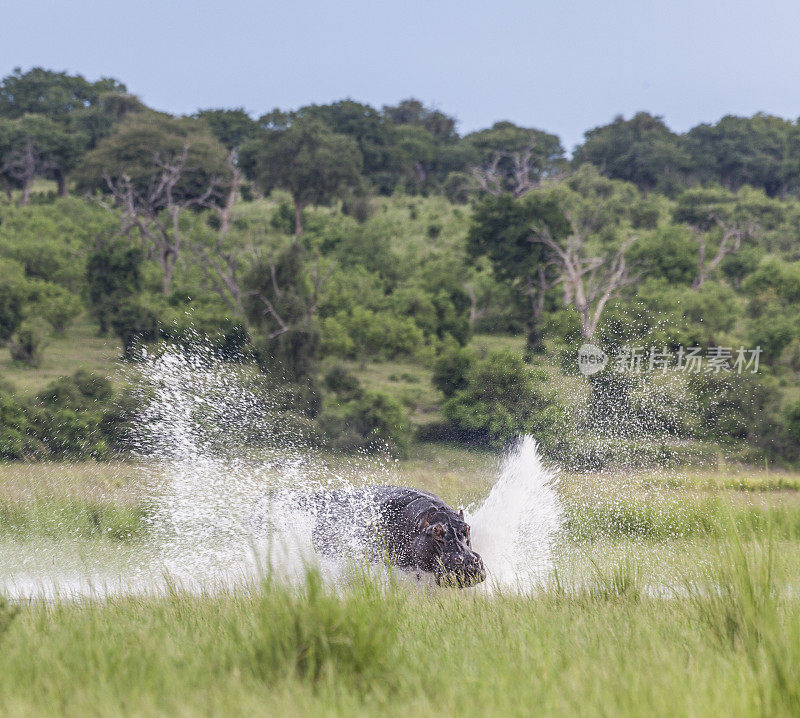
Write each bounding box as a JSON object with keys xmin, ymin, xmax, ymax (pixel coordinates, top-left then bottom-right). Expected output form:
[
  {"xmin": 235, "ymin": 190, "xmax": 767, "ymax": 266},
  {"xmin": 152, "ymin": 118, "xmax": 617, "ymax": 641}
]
[
  {"xmin": 0, "ymin": 315, "xmax": 121, "ymax": 396},
  {"xmin": 0, "ymin": 320, "xmax": 526, "ymax": 436}
]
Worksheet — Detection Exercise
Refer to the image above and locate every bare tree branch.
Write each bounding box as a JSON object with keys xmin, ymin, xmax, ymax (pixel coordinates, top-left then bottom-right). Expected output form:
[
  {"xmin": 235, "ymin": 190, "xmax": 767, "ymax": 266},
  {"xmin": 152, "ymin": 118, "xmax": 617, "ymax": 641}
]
[
  {"xmin": 691, "ymin": 213, "xmax": 754, "ymax": 290},
  {"xmin": 470, "ymin": 143, "xmax": 564, "ymax": 198},
  {"xmin": 464, "ymin": 283, "xmax": 488, "ymax": 326},
  {"xmin": 96, "ymin": 145, "xmax": 227, "ymax": 295},
  {"xmin": 532, "ymin": 219, "xmax": 638, "ymax": 340}
]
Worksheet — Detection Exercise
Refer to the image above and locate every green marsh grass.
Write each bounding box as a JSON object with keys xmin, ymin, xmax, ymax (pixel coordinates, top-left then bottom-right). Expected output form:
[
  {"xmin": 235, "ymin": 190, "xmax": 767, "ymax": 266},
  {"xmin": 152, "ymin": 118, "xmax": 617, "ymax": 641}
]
[
  {"xmin": 2, "ymin": 456, "xmax": 800, "ymax": 714},
  {"xmin": 1, "ymin": 544, "xmax": 800, "ymax": 717},
  {"xmin": 564, "ymin": 495, "xmax": 800, "ymax": 541},
  {"xmin": 0, "ymin": 497, "xmax": 148, "ymax": 541},
  {"xmin": 685, "ymin": 529, "xmax": 800, "ymax": 716}
]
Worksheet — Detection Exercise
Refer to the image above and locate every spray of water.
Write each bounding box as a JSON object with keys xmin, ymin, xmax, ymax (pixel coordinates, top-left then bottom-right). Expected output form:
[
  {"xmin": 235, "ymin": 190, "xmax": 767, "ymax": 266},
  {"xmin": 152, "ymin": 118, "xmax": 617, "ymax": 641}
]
[
  {"xmin": 130, "ymin": 345, "xmax": 566, "ymax": 594},
  {"xmin": 1, "ymin": 343, "xmax": 566, "ymax": 598},
  {"xmin": 131, "ymin": 346, "xmax": 346, "ymax": 589},
  {"xmin": 470, "ymin": 436, "xmax": 564, "ymax": 590}
]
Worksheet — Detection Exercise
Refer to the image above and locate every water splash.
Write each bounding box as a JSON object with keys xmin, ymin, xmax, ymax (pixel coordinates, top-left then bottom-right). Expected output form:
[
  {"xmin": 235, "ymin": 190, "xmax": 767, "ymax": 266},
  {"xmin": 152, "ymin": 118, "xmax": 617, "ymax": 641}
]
[
  {"xmin": 2, "ymin": 344, "xmax": 567, "ymax": 598},
  {"xmin": 470, "ymin": 436, "xmax": 564, "ymax": 590},
  {"xmin": 131, "ymin": 346, "xmax": 354, "ymax": 588},
  {"xmin": 128, "ymin": 346, "xmax": 567, "ymax": 593}
]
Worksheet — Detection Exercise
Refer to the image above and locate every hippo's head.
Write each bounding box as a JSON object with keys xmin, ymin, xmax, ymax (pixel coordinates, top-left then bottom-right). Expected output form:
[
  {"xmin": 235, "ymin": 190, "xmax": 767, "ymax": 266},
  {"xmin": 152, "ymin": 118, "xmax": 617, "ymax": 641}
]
[{"xmin": 412, "ymin": 509, "xmax": 486, "ymax": 587}]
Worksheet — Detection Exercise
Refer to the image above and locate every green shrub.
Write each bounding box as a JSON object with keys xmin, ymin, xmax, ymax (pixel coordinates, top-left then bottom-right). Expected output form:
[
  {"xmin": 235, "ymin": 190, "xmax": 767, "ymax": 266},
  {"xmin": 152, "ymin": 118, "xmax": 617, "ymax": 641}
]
[
  {"xmin": 785, "ymin": 399, "xmax": 800, "ymax": 445},
  {"xmin": 323, "ymin": 364, "xmax": 363, "ymax": 400},
  {"xmin": 85, "ymin": 237, "xmax": 143, "ymax": 334},
  {"xmin": 442, "ymin": 350, "xmax": 558, "ymax": 446},
  {"xmin": 0, "ymin": 370, "xmax": 129, "ymax": 460},
  {"xmin": 0, "ymin": 259, "xmax": 26, "ymax": 344},
  {"xmin": 321, "ymin": 307, "xmax": 424, "ymax": 361},
  {"xmin": 688, "ymin": 372, "xmax": 794, "ymax": 459},
  {"xmin": 110, "ymin": 297, "xmax": 162, "ymax": 359},
  {"xmin": 26, "ymin": 280, "xmax": 81, "ymax": 333},
  {"xmin": 72, "ymin": 369, "xmax": 114, "ymax": 402},
  {"xmin": 0, "ymin": 197, "xmax": 117, "ymax": 290},
  {"xmin": 8, "ymin": 318, "xmax": 50, "ymax": 366},
  {"xmin": 0, "ymin": 391, "xmax": 45, "ymax": 459},
  {"xmin": 432, "ymin": 343, "xmax": 474, "ymax": 398},
  {"xmin": 319, "ymin": 390, "xmax": 410, "ymax": 456}
]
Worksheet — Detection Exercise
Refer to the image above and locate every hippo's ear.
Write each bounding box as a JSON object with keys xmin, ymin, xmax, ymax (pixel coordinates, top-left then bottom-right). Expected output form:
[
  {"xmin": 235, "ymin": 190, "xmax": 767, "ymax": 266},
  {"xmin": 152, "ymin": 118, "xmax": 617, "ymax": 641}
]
[
  {"xmin": 425, "ymin": 523, "xmax": 446, "ymax": 539},
  {"xmin": 417, "ymin": 508, "xmax": 437, "ymax": 532},
  {"xmin": 458, "ymin": 508, "xmax": 464, "ymax": 519}
]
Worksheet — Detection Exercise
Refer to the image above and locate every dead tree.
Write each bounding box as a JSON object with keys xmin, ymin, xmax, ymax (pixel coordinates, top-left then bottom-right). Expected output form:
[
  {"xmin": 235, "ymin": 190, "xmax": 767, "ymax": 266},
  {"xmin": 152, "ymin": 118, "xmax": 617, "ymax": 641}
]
[
  {"xmin": 189, "ymin": 153, "xmax": 249, "ymax": 314},
  {"xmin": 100, "ymin": 146, "xmax": 223, "ymax": 295},
  {"xmin": 526, "ymin": 262, "xmax": 561, "ymax": 333},
  {"xmin": 533, "ymin": 217, "xmax": 638, "ymax": 340},
  {"xmin": 192, "ymin": 239, "xmax": 246, "ymax": 316},
  {"xmin": 691, "ymin": 215, "xmax": 755, "ymax": 290},
  {"xmin": 2, "ymin": 142, "xmax": 49, "ymax": 205},
  {"xmin": 250, "ymin": 255, "xmax": 335, "ymax": 339},
  {"xmin": 464, "ymin": 283, "xmax": 487, "ymax": 327},
  {"xmin": 471, "ymin": 144, "xmax": 561, "ymax": 198}
]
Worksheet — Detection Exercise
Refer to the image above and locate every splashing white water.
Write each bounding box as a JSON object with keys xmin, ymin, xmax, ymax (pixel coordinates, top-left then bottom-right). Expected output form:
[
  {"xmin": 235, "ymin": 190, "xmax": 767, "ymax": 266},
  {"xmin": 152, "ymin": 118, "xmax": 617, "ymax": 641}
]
[
  {"xmin": 2, "ymin": 345, "xmax": 566, "ymax": 598},
  {"xmin": 131, "ymin": 347, "xmax": 343, "ymax": 588},
  {"xmin": 470, "ymin": 436, "xmax": 564, "ymax": 590},
  {"xmin": 131, "ymin": 348, "xmax": 567, "ymax": 593}
]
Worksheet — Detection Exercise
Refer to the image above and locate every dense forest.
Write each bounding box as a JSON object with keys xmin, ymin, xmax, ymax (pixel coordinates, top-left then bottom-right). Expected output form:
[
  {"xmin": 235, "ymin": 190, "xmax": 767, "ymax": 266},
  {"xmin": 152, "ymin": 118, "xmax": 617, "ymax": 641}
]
[{"xmin": 2, "ymin": 66, "xmax": 800, "ymax": 464}]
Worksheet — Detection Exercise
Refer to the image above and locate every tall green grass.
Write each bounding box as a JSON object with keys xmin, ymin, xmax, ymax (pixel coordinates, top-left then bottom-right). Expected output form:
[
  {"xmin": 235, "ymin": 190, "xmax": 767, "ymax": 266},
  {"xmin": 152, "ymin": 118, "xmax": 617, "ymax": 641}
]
[
  {"xmin": 243, "ymin": 568, "xmax": 402, "ymax": 691},
  {"xmin": 2, "ymin": 538, "xmax": 800, "ymax": 717},
  {"xmin": 565, "ymin": 496, "xmax": 800, "ymax": 541},
  {"xmin": 685, "ymin": 530, "xmax": 800, "ymax": 715},
  {"xmin": 0, "ymin": 498, "xmax": 148, "ymax": 541}
]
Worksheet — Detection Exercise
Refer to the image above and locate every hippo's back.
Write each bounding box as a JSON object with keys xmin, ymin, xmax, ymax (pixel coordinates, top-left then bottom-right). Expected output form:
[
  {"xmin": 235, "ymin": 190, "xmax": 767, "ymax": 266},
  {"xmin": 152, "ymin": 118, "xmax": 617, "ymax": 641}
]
[{"xmin": 311, "ymin": 485, "xmax": 451, "ymax": 559}]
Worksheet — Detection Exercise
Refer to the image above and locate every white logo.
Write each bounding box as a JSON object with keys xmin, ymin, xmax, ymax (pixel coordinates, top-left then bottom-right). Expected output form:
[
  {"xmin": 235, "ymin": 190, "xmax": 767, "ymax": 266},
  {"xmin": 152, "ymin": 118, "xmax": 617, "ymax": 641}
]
[{"xmin": 577, "ymin": 344, "xmax": 607, "ymax": 376}]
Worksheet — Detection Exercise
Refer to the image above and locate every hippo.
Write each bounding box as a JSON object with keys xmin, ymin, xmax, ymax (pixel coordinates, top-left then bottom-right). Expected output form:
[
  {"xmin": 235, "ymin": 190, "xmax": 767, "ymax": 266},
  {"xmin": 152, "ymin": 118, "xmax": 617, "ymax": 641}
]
[{"xmin": 311, "ymin": 485, "xmax": 486, "ymax": 587}]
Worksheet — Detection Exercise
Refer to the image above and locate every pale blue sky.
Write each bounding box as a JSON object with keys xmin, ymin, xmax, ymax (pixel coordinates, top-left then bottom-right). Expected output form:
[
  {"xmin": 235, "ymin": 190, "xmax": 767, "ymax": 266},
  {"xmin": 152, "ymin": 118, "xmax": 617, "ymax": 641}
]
[{"xmin": 3, "ymin": 0, "xmax": 800, "ymax": 152}]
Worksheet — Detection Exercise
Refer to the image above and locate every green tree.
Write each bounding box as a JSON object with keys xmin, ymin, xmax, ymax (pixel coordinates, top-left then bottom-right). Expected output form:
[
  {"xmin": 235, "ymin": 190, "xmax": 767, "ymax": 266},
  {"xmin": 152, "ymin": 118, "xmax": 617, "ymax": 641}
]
[
  {"xmin": 85, "ymin": 237, "xmax": 144, "ymax": 334},
  {"xmin": 0, "ymin": 114, "xmax": 84, "ymax": 202},
  {"xmin": 468, "ymin": 192, "xmax": 567, "ymax": 350},
  {"xmin": 528, "ymin": 167, "xmax": 644, "ymax": 340},
  {"xmin": 627, "ymin": 226, "xmax": 698, "ymax": 285},
  {"xmin": 240, "ymin": 119, "xmax": 362, "ymax": 236},
  {"xmin": 0, "ymin": 258, "xmax": 26, "ymax": 344},
  {"xmin": 686, "ymin": 113, "xmax": 798, "ymax": 197},
  {"xmin": 69, "ymin": 91, "xmax": 145, "ymax": 151},
  {"xmin": 382, "ymin": 99, "xmax": 457, "ymax": 141},
  {"xmin": 27, "ymin": 280, "xmax": 81, "ymax": 334},
  {"xmin": 390, "ymin": 124, "xmax": 439, "ymax": 192},
  {"xmin": 295, "ymin": 101, "xmax": 396, "ymax": 193},
  {"xmin": 673, "ymin": 186, "xmax": 777, "ymax": 289},
  {"xmin": 9, "ymin": 318, "xmax": 50, "ymax": 366},
  {"xmin": 110, "ymin": 298, "xmax": 162, "ymax": 359},
  {"xmin": 0, "ymin": 67, "xmax": 130, "ymax": 197},
  {"xmin": 0, "ymin": 67, "xmax": 125, "ymax": 118},
  {"xmin": 573, "ymin": 113, "xmax": 690, "ymax": 194},
  {"xmin": 319, "ymin": 389, "xmax": 410, "ymax": 456},
  {"xmin": 195, "ymin": 108, "xmax": 258, "ymax": 150},
  {"xmin": 381, "ymin": 99, "xmax": 470, "ymax": 193},
  {"xmin": 244, "ymin": 241, "xmax": 332, "ymax": 385},
  {"xmin": 432, "ymin": 344, "xmax": 475, "ymax": 398},
  {"xmin": 443, "ymin": 350, "xmax": 556, "ymax": 445}
]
